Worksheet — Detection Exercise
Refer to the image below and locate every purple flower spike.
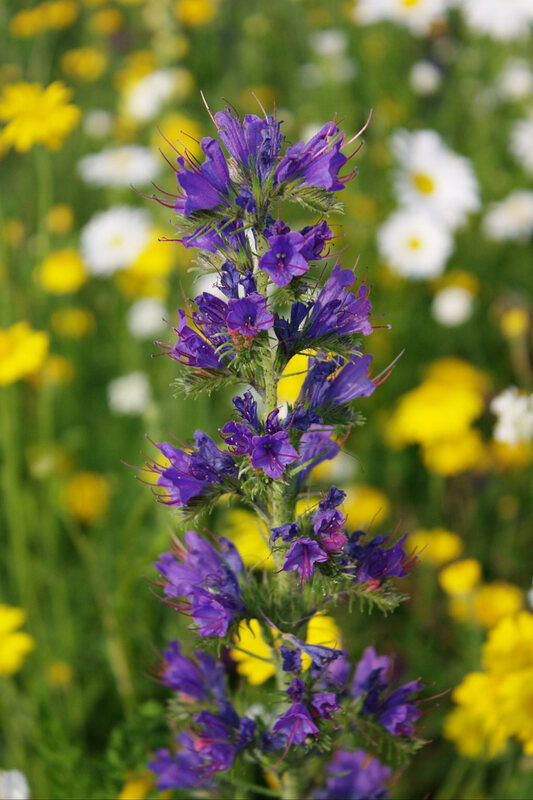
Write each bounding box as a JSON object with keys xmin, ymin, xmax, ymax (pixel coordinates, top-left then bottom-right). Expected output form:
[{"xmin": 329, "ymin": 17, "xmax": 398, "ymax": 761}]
[
  {"xmin": 272, "ymin": 702, "xmax": 319, "ymax": 747},
  {"xmin": 251, "ymin": 431, "xmax": 298, "ymax": 479},
  {"xmin": 281, "ymin": 538, "xmax": 329, "ymax": 586},
  {"xmin": 351, "ymin": 646, "xmax": 391, "ymax": 701},
  {"xmin": 258, "ymin": 232, "xmax": 309, "ymax": 287},
  {"xmin": 225, "ymin": 293, "xmax": 274, "ymax": 337},
  {"xmin": 287, "ymin": 677, "xmax": 307, "ymax": 702},
  {"xmin": 176, "ymin": 137, "xmax": 232, "ymax": 216},
  {"xmin": 274, "ymin": 121, "xmax": 348, "ymax": 191},
  {"xmin": 280, "ymin": 646, "xmax": 302, "ymax": 674},
  {"xmin": 311, "ymin": 692, "xmax": 341, "ymax": 720},
  {"xmin": 378, "ymin": 680, "xmax": 424, "ymax": 737},
  {"xmin": 220, "ymin": 421, "xmax": 254, "ymax": 455},
  {"xmin": 270, "ymin": 522, "xmax": 300, "ymax": 543},
  {"xmin": 161, "ymin": 641, "xmax": 224, "ymax": 700},
  {"xmin": 316, "ymin": 750, "xmax": 392, "ymax": 800}
]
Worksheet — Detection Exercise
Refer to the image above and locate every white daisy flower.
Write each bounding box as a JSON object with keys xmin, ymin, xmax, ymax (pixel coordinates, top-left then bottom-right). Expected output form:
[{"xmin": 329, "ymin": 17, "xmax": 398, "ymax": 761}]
[
  {"xmin": 490, "ymin": 387, "xmax": 533, "ymax": 445},
  {"xmin": 127, "ymin": 298, "xmax": 167, "ymax": 339},
  {"xmin": 0, "ymin": 770, "xmax": 30, "ymax": 800},
  {"xmin": 409, "ymin": 60, "xmax": 442, "ymax": 95},
  {"xmin": 497, "ymin": 59, "xmax": 533, "ymax": 102},
  {"xmin": 352, "ymin": 0, "xmax": 448, "ymax": 35},
  {"xmin": 483, "ymin": 191, "xmax": 533, "ymax": 242},
  {"xmin": 431, "ymin": 286, "xmax": 474, "ymax": 327},
  {"xmin": 391, "ymin": 129, "xmax": 480, "ymax": 230},
  {"xmin": 81, "ymin": 206, "xmax": 151, "ymax": 276},
  {"xmin": 310, "ymin": 30, "xmax": 348, "ymax": 58},
  {"xmin": 107, "ymin": 371, "xmax": 152, "ymax": 416},
  {"xmin": 83, "ymin": 109, "xmax": 113, "ymax": 138},
  {"xmin": 510, "ymin": 115, "xmax": 533, "ymax": 175},
  {"xmin": 459, "ymin": 0, "xmax": 533, "ymax": 41},
  {"xmin": 122, "ymin": 70, "xmax": 177, "ymax": 123},
  {"xmin": 78, "ymin": 145, "xmax": 159, "ymax": 188},
  {"xmin": 378, "ymin": 207, "xmax": 453, "ymax": 279}
]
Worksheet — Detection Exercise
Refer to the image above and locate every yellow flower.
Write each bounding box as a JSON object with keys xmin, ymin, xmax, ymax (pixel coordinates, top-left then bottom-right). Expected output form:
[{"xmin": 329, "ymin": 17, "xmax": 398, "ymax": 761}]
[
  {"xmin": 47, "ymin": 660, "xmax": 73, "ymax": 687},
  {"xmin": 301, "ymin": 613, "xmax": 342, "ymax": 671},
  {"xmin": 490, "ymin": 440, "xmax": 532, "ymax": 472},
  {"xmin": 482, "ymin": 612, "xmax": 533, "ymax": 677},
  {"xmin": 422, "ymin": 428, "xmax": 487, "ymax": 476},
  {"xmin": 438, "ymin": 559, "xmax": 481, "ymax": 596},
  {"xmin": 114, "ymin": 51, "xmax": 156, "ymax": 91},
  {"xmin": 407, "ymin": 528, "xmax": 463, "ymax": 567},
  {"xmin": 62, "ymin": 471, "xmax": 110, "ymax": 524},
  {"xmin": 425, "ymin": 357, "xmax": 491, "ymax": 395},
  {"xmin": 230, "ymin": 619, "xmax": 276, "ymax": 685},
  {"xmin": 174, "ymin": 0, "xmax": 220, "ymax": 26},
  {"xmin": 10, "ymin": 1, "xmax": 78, "ymax": 37},
  {"xmin": 222, "ymin": 509, "xmax": 274, "ymax": 570},
  {"xmin": 2, "ymin": 219, "xmax": 25, "ymax": 247},
  {"xmin": 498, "ymin": 668, "xmax": 533, "ymax": 754},
  {"xmin": 10, "ymin": 7, "xmax": 47, "ymax": 37},
  {"xmin": 36, "ymin": 354, "xmax": 75, "ymax": 386},
  {"xmin": 115, "ymin": 230, "xmax": 177, "ymax": 299},
  {"xmin": 88, "ymin": 7, "xmax": 124, "ymax": 35},
  {"xmin": 472, "ymin": 583, "xmax": 524, "ymax": 629},
  {"xmin": 0, "ymin": 605, "xmax": 35, "ymax": 676},
  {"xmin": 433, "ymin": 269, "xmax": 480, "ymax": 295},
  {"xmin": 38, "ymin": 249, "xmax": 87, "ymax": 294},
  {"xmin": 277, "ymin": 353, "xmax": 309, "ymax": 404},
  {"xmin": 342, "ymin": 485, "xmax": 390, "ymax": 529},
  {"xmin": 61, "ymin": 48, "xmax": 107, "ymax": 83},
  {"xmin": 0, "ymin": 81, "xmax": 80, "ymax": 152},
  {"xmin": 444, "ymin": 685, "xmax": 508, "ymax": 759},
  {"xmin": 500, "ymin": 307, "xmax": 529, "ymax": 339},
  {"xmin": 152, "ymin": 113, "xmax": 202, "ymax": 162},
  {"xmin": 51, "ymin": 308, "xmax": 95, "ymax": 338},
  {"xmin": 118, "ymin": 774, "xmax": 153, "ymax": 800},
  {"xmin": 0, "ymin": 322, "xmax": 49, "ymax": 386},
  {"xmin": 46, "ymin": 204, "xmax": 74, "ymax": 235}
]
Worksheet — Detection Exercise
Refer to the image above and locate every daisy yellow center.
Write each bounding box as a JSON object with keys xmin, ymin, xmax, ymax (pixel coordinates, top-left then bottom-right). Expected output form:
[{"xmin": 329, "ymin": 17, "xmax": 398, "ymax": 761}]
[
  {"xmin": 110, "ymin": 235, "xmax": 125, "ymax": 248},
  {"xmin": 401, "ymin": 0, "xmax": 421, "ymax": 7},
  {"xmin": 408, "ymin": 237, "xmax": 421, "ymax": 250},
  {"xmin": 412, "ymin": 172, "xmax": 435, "ymax": 195}
]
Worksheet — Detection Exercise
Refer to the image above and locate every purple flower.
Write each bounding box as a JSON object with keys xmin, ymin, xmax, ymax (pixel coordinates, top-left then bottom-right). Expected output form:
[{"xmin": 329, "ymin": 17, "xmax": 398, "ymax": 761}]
[
  {"xmin": 347, "ymin": 533, "xmax": 416, "ymax": 585},
  {"xmin": 296, "ymin": 425, "xmax": 340, "ymax": 484},
  {"xmin": 220, "ymin": 421, "xmax": 254, "ymax": 455},
  {"xmin": 282, "ymin": 539, "xmax": 329, "ymax": 585},
  {"xmin": 299, "ymin": 220, "xmax": 334, "ymax": 260},
  {"xmin": 258, "ymin": 232, "xmax": 309, "ymax": 287},
  {"xmin": 311, "ymin": 692, "xmax": 341, "ymax": 720},
  {"xmin": 287, "ymin": 677, "xmax": 307, "ymax": 702},
  {"xmin": 274, "ymin": 121, "xmax": 348, "ymax": 191},
  {"xmin": 233, "ymin": 391, "xmax": 260, "ymax": 431},
  {"xmin": 161, "ymin": 641, "xmax": 225, "ymax": 700},
  {"xmin": 272, "ymin": 702, "xmax": 319, "ymax": 747},
  {"xmin": 251, "ymin": 431, "xmax": 298, "ymax": 479},
  {"xmin": 305, "ymin": 266, "xmax": 373, "ymax": 342},
  {"xmin": 313, "ymin": 509, "xmax": 346, "ymax": 537},
  {"xmin": 316, "ymin": 652, "xmax": 352, "ymax": 691},
  {"xmin": 149, "ymin": 738, "xmax": 206, "ymax": 791},
  {"xmin": 176, "ymin": 137, "xmax": 232, "ymax": 216},
  {"xmin": 351, "ymin": 646, "xmax": 391, "ymax": 702},
  {"xmin": 319, "ymin": 486, "xmax": 346, "ymax": 511},
  {"xmin": 157, "ymin": 310, "xmax": 224, "ymax": 370},
  {"xmin": 214, "ymin": 108, "xmax": 283, "ymax": 183},
  {"xmin": 280, "ymin": 646, "xmax": 302, "ymax": 673},
  {"xmin": 324, "ymin": 354, "xmax": 376, "ymax": 406},
  {"xmin": 316, "ymin": 750, "xmax": 391, "ymax": 800},
  {"xmin": 290, "ymin": 639, "xmax": 344, "ymax": 672},
  {"xmin": 270, "ymin": 522, "xmax": 300, "ymax": 543},
  {"xmin": 378, "ymin": 680, "xmax": 424, "ymax": 737},
  {"xmin": 274, "ymin": 300, "xmax": 310, "ymax": 354},
  {"xmin": 225, "ymin": 293, "xmax": 274, "ymax": 337}
]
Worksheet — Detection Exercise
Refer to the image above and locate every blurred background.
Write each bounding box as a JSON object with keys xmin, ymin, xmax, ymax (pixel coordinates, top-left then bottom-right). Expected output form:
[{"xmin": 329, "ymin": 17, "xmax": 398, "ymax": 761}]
[{"xmin": 1, "ymin": 0, "xmax": 533, "ymax": 797}]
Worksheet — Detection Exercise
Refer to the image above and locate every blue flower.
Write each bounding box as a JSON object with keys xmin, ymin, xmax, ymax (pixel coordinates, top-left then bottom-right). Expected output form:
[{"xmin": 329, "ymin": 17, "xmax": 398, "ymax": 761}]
[{"xmin": 311, "ymin": 692, "xmax": 340, "ymax": 720}]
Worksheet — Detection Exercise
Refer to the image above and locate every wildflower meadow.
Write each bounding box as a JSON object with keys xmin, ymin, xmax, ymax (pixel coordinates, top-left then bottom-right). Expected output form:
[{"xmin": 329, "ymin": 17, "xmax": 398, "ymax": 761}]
[{"xmin": 1, "ymin": 1, "xmax": 533, "ymax": 799}]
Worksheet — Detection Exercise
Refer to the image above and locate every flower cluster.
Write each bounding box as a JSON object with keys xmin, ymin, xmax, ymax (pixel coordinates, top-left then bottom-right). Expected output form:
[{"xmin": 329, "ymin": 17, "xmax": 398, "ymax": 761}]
[{"xmin": 136, "ymin": 102, "xmax": 429, "ymax": 796}]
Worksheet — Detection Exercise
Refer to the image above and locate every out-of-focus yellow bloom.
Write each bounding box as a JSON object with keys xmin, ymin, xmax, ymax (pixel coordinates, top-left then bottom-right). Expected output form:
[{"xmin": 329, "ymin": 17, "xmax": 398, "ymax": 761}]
[
  {"xmin": 61, "ymin": 48, "xmax": 107, "ymax": 82},
  {"xmin": 118, "ymin": 773, "xmax": 153, "ymax": 800},
  {"xmin": 89, "ymin": 7, "xmax": 124, "ymax": 35},
  {"xmin": 114, "ymin": 52, "xmax": 156, "ymax": 91},
  {"xmin": 222, "ymin": 509, "xmax": 274, "ymax": 570},
  {"xmin": 0, "ymin": 322, "xmax": 49, "ymax": 386},
  {"xmin": 2, "ymin": 219, "xmax": 25, "ymax": 247},
  {"xmin": 425, "ymin": 357, "xmax": 491, "ymax": 395},
  {"xmin": 407, "ymin": 528, "xmax": 463, "ymax": 567},
  {"xmin": 433, "ymin": 269, "xmax": 480, "ymax": 295},
  {"xmin": 174, "ymin": 0, "xmax": 220, "ymax": 26},
  {"xmin": 153, "ymin": 113, "xmax": 202, "ymax": 162},
  {"xmin": 38, "ymin": 249, "xmax": 87, "ymax": 294},
  {"xmin": 10, "ymin": 1, "xmax": 78, "ymax": 37},
  {"xmin": 46, "ymin": 204, "xmax": 74, "ymax": 235},
  {"xmin": 230, "ymin": 619, "xmax": 276, "ymax": 685},
  {"xmin": 0, "ymin": 81, "xmax": 80, "ymax": 153},
  {"xmin": 0, "ymin": 605, "xmax": 35, "ymax": 676},
  {"xmin": 500, "ymin": 307, "xmax": 530, "ymax": 339},
  {"xmin": 62, "ymin": 471, "xmax": 110, "ymax": 524},
  {"xmin": 498, "ymin": 668, "xmax": 533, "ymax": 754},
  {"xmin": 277, "ymin": 353, "xmax": 309, "ymax": 404},
  {"xmin": 51, "ymin": 307, "xmax": 95, "ymax": 338},
  {"xmin": 83, "ymin": 0, "xmax": 107, "ymax": 6},
  {"xmin": 343, "ymin": 485, "xmax": 390, "ymax": 529},
  {"xmin": 482, "ymin": 613, "xmax": 533, "ymax": 676},
  {"xmin": 301, "ymin": 614, "xmax": 342, "ymax": 670},
  {"xmin": 422, "ymin": 428, "xmax": 488, "ymax": 477},
  {"xmin": 48, "ymin": 660, "xmax": 73, "ymax": 687},
  {"xmin": 444, "ymin": 672, "xmax": 508, "ymax": 758},
  {"xmin": 386, "ymin": 380, "xmax": 483, "ymax": 448},
  {"xmin": 115, "ymin": 231, "xmax": 177, "ymax": 299},
  {"xmin": 472, "ymin": 583, "xmax": 524, "ymax": 629},
  {"xmin": 36, "ymin": 354, "xmax": 75, "ymax": 386},
  {"xmin": 438, "ymin": 559, "xmax": 481, "ymax": 596}
]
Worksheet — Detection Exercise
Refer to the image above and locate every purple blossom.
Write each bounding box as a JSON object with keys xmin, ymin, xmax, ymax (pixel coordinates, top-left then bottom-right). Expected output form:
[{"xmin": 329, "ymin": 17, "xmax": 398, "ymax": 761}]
[
  {"xmin": 251, "ymin": 431, "xmax": 298, "ymax": 479},
  {"xmin": 296, "ymin": 425, "xmax": 340, "ymax": 484},
  {"xmin": 258, "ymin": 232, "xmax": 309, "ymax": 286},
  {"xmin": 176, "ymin": 137, "xmax": 232, "ymax": 216},
  {"xmin": 214, "ymin": 108, "xmax": 283, "ymax": 183},
  {"xmin": 282, "ymin": 538, "xmax": 329, "ymax": 585},
  {"xmin": 311, "ymin": 692, "xmax": 341, "ymax": 720},
  {"xmin": 149, "ymin": 738, "xmax": 206, "ymax": 791},
  {"xmin": 299, "ymin": 220, "xmax": 334, "ymax": 260},
  {"xmin": 220, "ymin": 421, "xmax": 254, "ymax": 455},
  {"xmin": 315, "ymin": 750, "xmax": 391, "ymax": 800},
  {"xmin": 305, "ymin": 266, "xmax": 373, "ymax": 342},
  {"xmin": 313, "ymin": 509, "xmax": 346, "ymax": 537},
  {"xmin": 157, "ymin": 310, "xmax": 224, "ymax": 370},
  {"xmin": 270, "ymin": 522, "xmax": 300, "ymax": 543},
  {"xmin": 346, "ymin": 533, "xmax": 416, "ymax": 585},
  {"xmin": 377, "ymin": 680, "xmax": 423, "ymax": 737},
  {"xmin": 272, "ymin": 702, "xmax": 319, "ymax": 747},
  {"xmin": 233, "ymin": 391, "xmax": 260, "ymax": 431},
  {"xmin": 226, "ymin": 293, "xmax": 274, "ymax": 337},
  {"xmin": 280, "ymin": 646, "xmax": 302, "ymax": 673},
  {"xmin": 351, "ymin": 646, "xmax": 391, "ymax": 702},
  {"xmin": 274, "ymin": 300, "xmax": 310, "ymax": 354},
  {"xmin": 319, "ymin": 486, "xmax": 346, "ymax": 511},
  {"xmin": 274, "ymin": 121, "xmax": 348, "ymax": 191},
  {"xmin": 287, "ymin": 677, "xmax": 306, "ymax": 702},
  {"xmin": 161, "ymin": 641, "xmax": 225, "ymax": 700}
]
